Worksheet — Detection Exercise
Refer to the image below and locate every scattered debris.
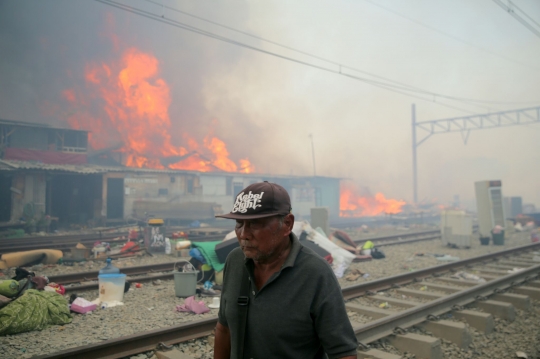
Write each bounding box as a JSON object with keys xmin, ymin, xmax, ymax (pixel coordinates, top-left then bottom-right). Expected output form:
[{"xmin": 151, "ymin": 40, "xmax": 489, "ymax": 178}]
[
  {"xmin": 71, "ymin": 297, "xmax": 97, "ymax": 314},
  {"xmin": 451, "ymin": 271, "xmax": 486, "ymax": 283},
  {"xmin": 345, "ymin": 269, "xmax": 364, "ymax": 281},
  {"xmin": 435, "ymin": 254, "xmax": 460, "ymax": 262},
  {"xmin": 176, "ymin": 296, "xmax": 210, "ymax": 314}
]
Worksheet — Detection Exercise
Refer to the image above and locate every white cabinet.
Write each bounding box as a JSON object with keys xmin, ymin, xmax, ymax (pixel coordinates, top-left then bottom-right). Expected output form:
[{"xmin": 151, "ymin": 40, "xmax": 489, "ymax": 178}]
[
  {"xmin": 441, "ymin": 210, "xmax": 473, "ymax": 247},
  {"xmin": 474, "ymin": 180, "xmax": 506, "ymax": 238}
]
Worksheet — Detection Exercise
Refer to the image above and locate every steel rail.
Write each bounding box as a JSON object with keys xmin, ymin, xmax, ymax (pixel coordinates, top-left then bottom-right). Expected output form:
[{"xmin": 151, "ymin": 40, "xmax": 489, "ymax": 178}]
[
  {"xmin": 341, "ymin": 241, "xmax": 540, "ymax": 300},
  {"xmin": 46, "ymin": 230, "xmax": 439, "ymax": 286},
  {"xmin": 375, "ymin": 235, "xmax": 440, "ymax": 247},
  {"xmin": 0, "ymin": 233, "xmax": 226, "ymax": 253},
  {"xmin": 354, "ymin": 262, "xmax": 540, "ymax": 344},
  {"xmin": 34, "ymin": 317, "xmax": 217, "ymax": 359},
  {"xmin": 33, "ymin": 241, "xmax": 540, "ymax": 359},
  {"xmin": 353, "ymin": 229, "xmax": 439, "ymax": 245},
  {"xmin": 50, "ymin": 261, "xmax": 180, "ymax": 284},
  {"xmin": 56, "ymin": 238, "xmax": 539, "ymax": 294}
]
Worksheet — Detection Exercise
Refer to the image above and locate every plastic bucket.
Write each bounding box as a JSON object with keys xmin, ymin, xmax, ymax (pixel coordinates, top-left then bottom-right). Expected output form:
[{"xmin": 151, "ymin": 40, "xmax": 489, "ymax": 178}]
[
  {"xmin": 173, "ymin": 271, "xmax": 198, "ymax": 297},
  {"xmin": 492, "ymin": 230, "xmax": 505, "ymax": 246},
  {"xmin": 98, "ymin": 273, "xmax": 126, "ymax": 303},
  {"xmin": 479, "ymin": 237, "xmax": 490, "ymax": 246}
]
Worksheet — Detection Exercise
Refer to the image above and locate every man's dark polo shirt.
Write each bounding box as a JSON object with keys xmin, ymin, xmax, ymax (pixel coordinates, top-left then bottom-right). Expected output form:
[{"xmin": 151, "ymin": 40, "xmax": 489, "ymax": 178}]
[{"xmin": 218, "ymin": 232, "xmax": 358, "ymax": 359}]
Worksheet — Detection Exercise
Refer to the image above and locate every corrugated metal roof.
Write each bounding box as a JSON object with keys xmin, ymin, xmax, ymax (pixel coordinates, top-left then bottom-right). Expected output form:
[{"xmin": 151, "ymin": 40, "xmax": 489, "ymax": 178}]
[
  {"xmin": 0, "ymin": 159, "xmax": 342, "ymax": 180},
  {"xmin": 0, "ymin": 118, "xmax": 88, "ymax": 132}
]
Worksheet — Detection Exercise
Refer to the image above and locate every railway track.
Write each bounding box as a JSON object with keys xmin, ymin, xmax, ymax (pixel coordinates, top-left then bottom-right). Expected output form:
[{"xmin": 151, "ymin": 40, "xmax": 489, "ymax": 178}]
[
  {"xmin": 0, "ymin": 224, "xmax": 439, "ymax": 254},
  {"xmin": 0, "ymin": 231, "xmax": 228, "ymax": 254},
  {"xmin": 34, "ymin": 241, "xmax": 540, "ymax": 359},
  {"xmin": 47, "ymin": 229, "xmax": 443, "ymax": 292}
]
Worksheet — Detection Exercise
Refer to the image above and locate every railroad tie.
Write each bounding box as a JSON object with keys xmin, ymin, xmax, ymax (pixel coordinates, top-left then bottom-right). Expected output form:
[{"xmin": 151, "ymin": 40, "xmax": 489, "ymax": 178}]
[
  {"xmin": 417, "ymin": 283, "xmax": 462, "ymax": 294},
  {"xmin": 512, "ymin": 286, "xmax": 540, "ymax": 300},
  {"xmin": 156, "ymin": 349, "xmax": 194, "ymax": 359},
  {"xmin": 434, "ymin": 277, "xmax": 480, "ymax": 287},
  {"xmin": 420, "ymin": 320, "xmax": 472, "ymax": 349},
  {"xmin": 526, "ymin": 280, "xmax": 540, "ymax": 288},
  {"xmin": 357, "ymin": 349, "xmax": 403, "ymax": 359},
  {"xmin": 389, "ymin": 333, "xmax": 442, "ymax": 359},
  {"xmin": 453, "ymin": 310, "xmax": 494, "ymax": 334},
  {"xmin": 492, "ymin": 293, "xmax": 531, "ymax": 310},
  {"xmin": 497, "ymin": 260, "xmax": 534, "ymax": 268},
  {"xmin": 346, "ymin": 303, "xmax": 397, "ymax": 319},
  {"xmin": 511, "ymin": 257, "xmax": 539, "ymax": 265},
  {"xmin": 395, "ymin": 288, "xmax": 444, "ymax": 300},
  {"xmin": 476, "ymin": 300, "xmax": 516, "ymax": 321},
  {"xmin": 364, "ymin": 295, "xmax": 419, "ymax": 308},
  {"xmin": 474, "ymin": 268, "xmax": 508, "ymax": 276},
  {"xmin": 485, "ymin": 263, "xmax": 524, "ymax": 271}
]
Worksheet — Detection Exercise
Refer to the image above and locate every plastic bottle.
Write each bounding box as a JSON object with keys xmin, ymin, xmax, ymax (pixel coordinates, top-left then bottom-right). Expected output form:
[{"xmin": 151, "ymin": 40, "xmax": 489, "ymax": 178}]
[{"xmin": 99, "ymin": 258, "xmax": 120, "ymax": 275}]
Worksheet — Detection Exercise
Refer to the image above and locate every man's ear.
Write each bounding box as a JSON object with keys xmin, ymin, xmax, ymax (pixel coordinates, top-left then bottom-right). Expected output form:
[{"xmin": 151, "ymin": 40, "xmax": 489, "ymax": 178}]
[{"xmin": 282, "ymin": 213, "xmax": 295, "ymax": 236}]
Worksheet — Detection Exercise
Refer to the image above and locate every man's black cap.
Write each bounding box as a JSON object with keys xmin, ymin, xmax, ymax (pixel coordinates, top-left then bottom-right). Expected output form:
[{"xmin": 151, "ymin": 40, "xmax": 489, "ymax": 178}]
[{"xmin": 216, "ymin": 181, "xmax": 292, "ymax": 220}]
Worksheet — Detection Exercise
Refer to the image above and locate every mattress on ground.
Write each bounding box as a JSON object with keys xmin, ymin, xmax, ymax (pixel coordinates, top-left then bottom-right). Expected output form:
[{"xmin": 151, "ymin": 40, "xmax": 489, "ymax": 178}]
[{"xmin": 0, "ymin": 249, "xmax": 63, "ymax": 269}]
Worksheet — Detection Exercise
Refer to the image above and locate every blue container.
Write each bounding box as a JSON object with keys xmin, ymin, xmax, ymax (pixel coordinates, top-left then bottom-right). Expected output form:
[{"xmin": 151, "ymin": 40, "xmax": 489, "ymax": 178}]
[{"xmin": 99, "ymin": 258, "xmax": 120, "ymax": 275}]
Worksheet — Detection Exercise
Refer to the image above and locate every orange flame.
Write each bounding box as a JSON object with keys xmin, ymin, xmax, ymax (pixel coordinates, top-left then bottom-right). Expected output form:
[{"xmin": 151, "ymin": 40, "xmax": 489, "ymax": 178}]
[
  {"xmin": 340, "ymin": 182, "xmax": 406, "ymax": 217},
  {"xmin": 64, "ymin": 47, "xmax": 253, "ymax": 173}
]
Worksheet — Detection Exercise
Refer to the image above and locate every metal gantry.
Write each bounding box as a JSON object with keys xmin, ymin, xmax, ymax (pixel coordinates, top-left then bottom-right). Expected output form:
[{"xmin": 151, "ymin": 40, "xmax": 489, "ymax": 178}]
[{"xmin": 412, "ymin": 104, "xmax": 540, "ymax": 203}]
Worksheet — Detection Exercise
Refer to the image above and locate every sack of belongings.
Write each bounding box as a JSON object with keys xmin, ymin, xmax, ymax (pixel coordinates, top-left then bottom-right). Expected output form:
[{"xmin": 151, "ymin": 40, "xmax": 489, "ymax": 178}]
[
  {"xmin": 371, "ymin": 248, "xmax": 386, "ymax": 259},
  {"xmin": 0, "ymin": 289, "xmax": 72, "ymax": 335}
]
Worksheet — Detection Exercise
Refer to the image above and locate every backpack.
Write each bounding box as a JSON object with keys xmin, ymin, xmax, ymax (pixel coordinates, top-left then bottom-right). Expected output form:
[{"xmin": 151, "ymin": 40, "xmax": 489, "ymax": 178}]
[{"xmin": 371, "ymin": 248, "xmax": 386, "ymax": 259}]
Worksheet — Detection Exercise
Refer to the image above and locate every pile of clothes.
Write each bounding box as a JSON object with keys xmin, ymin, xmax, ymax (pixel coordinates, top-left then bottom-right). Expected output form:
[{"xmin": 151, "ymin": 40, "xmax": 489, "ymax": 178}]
[{"xmin": 0, "ymin": 268, "xmax": 71, "ymax": 335}]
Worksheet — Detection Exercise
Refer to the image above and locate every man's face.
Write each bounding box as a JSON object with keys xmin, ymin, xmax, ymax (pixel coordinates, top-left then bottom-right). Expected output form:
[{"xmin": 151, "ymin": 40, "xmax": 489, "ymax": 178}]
[{"xmin": 234, "ymin": 215, "xmax": 291, "ymax": 262}]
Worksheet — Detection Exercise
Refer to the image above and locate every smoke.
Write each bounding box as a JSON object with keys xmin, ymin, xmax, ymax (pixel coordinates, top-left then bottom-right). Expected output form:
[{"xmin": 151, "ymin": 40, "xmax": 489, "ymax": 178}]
[{"xmin": 1, "ymin": 0, "xmax": 540, "ymax": 207}]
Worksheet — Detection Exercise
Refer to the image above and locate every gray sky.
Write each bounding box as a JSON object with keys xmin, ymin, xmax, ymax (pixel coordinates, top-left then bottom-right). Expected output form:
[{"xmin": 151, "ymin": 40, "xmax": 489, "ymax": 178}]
[{"xmin": 1, "ymin": 0, "xmax": 539, "ymax": 210}]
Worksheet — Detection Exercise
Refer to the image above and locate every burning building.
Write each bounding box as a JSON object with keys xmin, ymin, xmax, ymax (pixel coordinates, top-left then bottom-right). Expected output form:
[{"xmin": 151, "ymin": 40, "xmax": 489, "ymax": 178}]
[{"xmin": 0, "ymin": 119, "xmax": 341, "ymax": 227}]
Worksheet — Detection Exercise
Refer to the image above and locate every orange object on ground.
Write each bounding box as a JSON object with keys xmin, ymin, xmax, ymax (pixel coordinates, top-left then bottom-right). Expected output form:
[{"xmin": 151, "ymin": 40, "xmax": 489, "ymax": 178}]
[{"xmin": 120, "ymin": 241, "xmax": 140, "ymax": 254}]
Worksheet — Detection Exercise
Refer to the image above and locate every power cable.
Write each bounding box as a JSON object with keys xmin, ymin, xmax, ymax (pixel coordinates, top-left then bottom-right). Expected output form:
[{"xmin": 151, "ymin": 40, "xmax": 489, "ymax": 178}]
[
  {"xmin": 96, "ymin": 0, "xmax": 540, "ymax": 115},
  {"xmin": 507, "ymin": 0, "xmax": 540, "ymax": 29},
  {"xmin": 363, "ymin": 0, "xmax": 540, "ymax": 70},
  {"xmin": 142, "ymin": 0, "xmax": 540, "ymax": 108},
  {"xmin": 96, "ymin": 0, "xmax": 481, "ymax": 114},
  {"xmin": 493, "ymin": 0, "xmax": 540, "ymax": 39}
]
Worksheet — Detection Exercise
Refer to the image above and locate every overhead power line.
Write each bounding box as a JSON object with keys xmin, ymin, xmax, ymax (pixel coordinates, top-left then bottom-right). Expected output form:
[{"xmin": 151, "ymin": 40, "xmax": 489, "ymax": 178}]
[
  {"xmin": 95, "ymin": 0, "xmax": 538, "ymax": 114},
  {"xmin": 492, "ymin": 0, "xmax": 540, "ymax": 39},
  {"xmin": 363, "ymin": 0, "xmax": 540, "ymax": 70},
  {"xmin": 96, "ymin": 0, "xmax": 479, "ymax": 114},
  {"xmin": 142, "ymin": 0, "xmax": 538, "ymax": 108}
]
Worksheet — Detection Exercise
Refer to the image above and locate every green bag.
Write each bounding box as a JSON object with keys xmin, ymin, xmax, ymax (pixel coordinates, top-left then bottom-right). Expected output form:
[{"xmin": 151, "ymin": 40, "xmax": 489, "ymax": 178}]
[{"xmin": 0, "ymin": 280, "xmax": 19, "ymax": 298}]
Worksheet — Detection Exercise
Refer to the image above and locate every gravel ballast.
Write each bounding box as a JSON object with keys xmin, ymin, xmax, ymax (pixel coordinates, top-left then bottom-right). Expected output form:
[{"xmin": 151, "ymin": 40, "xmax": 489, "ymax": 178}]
[{"xmin": 0, "ymin": 228, "xmax": 538, "ymax": 358}]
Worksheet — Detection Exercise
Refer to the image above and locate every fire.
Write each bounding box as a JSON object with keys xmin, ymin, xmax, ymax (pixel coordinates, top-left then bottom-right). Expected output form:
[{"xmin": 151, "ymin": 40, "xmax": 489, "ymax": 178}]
[
  {"xmin": 340, "ymin": 182, "xmax": 406, "ymax": 217},
  {"xmin": 63, "ymin": 47, "xmax": 253, "ymax": 173}
]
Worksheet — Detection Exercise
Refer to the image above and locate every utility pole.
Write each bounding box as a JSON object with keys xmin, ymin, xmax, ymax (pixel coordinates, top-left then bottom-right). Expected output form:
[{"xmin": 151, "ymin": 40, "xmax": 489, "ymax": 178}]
[
  {"xmin": 412, "ymin": 104, "xmax": 417, "ymax": 204},
  {"xmin": 309, "ymin": 133, "xmax": 316, "ymax": 176}
]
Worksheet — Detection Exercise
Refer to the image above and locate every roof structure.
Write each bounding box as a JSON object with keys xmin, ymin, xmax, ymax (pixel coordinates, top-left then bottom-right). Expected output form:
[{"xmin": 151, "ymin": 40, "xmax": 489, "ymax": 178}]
[
  {"xmin": 0, "ymin": 118, "xmax": 88, "ymax": 133},
  {"xmin": 0, "ymin": 159, "xmax": 341, "ymax": 180}
]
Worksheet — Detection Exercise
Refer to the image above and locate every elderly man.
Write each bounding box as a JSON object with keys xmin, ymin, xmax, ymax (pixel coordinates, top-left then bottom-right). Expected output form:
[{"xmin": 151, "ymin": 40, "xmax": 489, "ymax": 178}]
[{"xmin": 214, "ymin": 181, "xmax": 358, "ymax": 359}]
